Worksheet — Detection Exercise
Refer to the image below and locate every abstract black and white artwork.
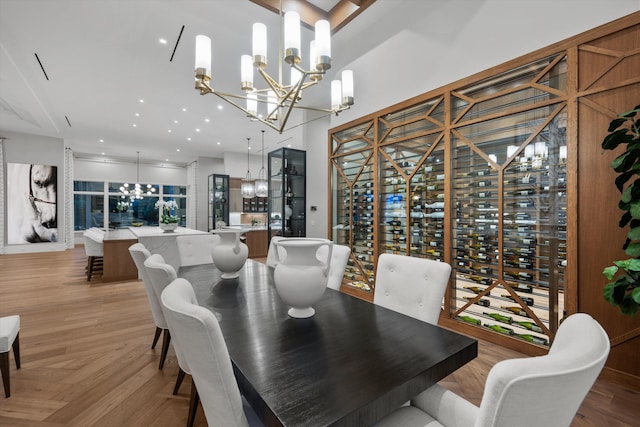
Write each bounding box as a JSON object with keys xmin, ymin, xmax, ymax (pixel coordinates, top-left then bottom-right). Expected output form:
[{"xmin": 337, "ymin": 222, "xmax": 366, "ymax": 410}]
[{"xmin": 7, "ymin": 163, "xmax": 58, "ymax": 243}]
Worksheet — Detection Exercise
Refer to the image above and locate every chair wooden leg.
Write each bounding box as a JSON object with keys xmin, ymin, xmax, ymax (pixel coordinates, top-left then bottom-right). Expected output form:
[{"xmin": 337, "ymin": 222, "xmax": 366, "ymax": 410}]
[
  {"xmin": 158, "ymin": 329, "xmax": 171, "ymax": 370},
  {"xmin": 187, "ymin": 380, "xmax": 200, "ymax": 427},
  {"xmin": 86, "ymin": 257, "xmax": 93, "ymax": 281},
  {"xmin": 13, "ymin": 333, "xmax": 20, "ymax": 370},
  {"xmin": 173, "ymin": 367, "xmax": 186, "ymax": 395},
  {"xmin": 1, "ymin": 352, "xmax": 9, "ymax": 398},
  {"xmin": 151, "ymin": 327, "xmax": 162, "ymax": 349}
]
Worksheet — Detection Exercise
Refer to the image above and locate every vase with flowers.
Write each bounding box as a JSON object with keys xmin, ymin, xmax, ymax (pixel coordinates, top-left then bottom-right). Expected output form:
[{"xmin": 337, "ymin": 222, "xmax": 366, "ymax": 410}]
[{"xmin": 155, "ymin": 199, "xmax": 179, "ymax": 232}]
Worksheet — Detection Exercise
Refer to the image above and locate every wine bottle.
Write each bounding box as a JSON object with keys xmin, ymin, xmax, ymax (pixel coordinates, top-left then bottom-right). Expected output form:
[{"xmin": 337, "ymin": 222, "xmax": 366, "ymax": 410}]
[
  {"xmin": 516, "ymin": 333, "xmax": 548, "ymax": 345},
  {"xmin": 501, "ymin": 305, "xmax": 528, "ymax": 317},
  {"xmin": 463, "ymin": 296, "xmax": 490, "ymax": 307},
  {"xmin": 483, "ymin": 312, "xmax": 513, "ymax": 324},
  {"xmin": 501, "ymin": 294, "xmax": 534, "ymax": 306},
  {"xmin": 464, "ymin": 285, "xmax": 490, "ymax": 296},
  {"xmin": 458, "ymin": 315, "xmax": 482, "ymax": 326},
  {"xmin": 485, "ymin": 324, "xmax": 513, "ymax": 335},
  {"xmin": 512, "ymin": 283, "xmax": 533, "ymax": 293},
  {"xmin": 514, "ymin": 320, "xmax": 543, "ymax": 333},
  {"xmin": 511, "ymin": 188, "xmax": 536, "ymax": 196},
  {"xmin": 468, "ymin": 275, "xmax": 493, "ymax": 286}
]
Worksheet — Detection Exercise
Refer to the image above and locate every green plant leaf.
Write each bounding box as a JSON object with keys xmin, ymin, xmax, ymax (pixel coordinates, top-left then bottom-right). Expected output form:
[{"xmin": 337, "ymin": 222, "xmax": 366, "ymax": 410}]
[
  {"xmin": 602, "ymin": 129, "xmax": 633, "ymax": 150},
  {"xmin": 632, "ymin": 287, "xmax": 640, "ymax": 304},
  {"xmin": 608, "ymin": 117, "xmax": 627, "ymax": 132},
  {"xmin": 603, "ymin": 282, "xmax": 617, "ymax": 304},
  {"xmin": 603, "ymin": 265, "xmax": 619, "ymax": 280},
  {"xmin": 615, "ymin": 170, "xmax": 636, "ymax": 192},
  {"xmin": 621, "ymin": 184, "xmax": 634, "ymax": 203},
  {"xmin": 620, "ymin": 211, "xmax": 632, "ymax": 228},
  {"xmin": 631, "ymin": 201, "xmax": 640, "ymax": 219},
  {"xmin": 628, "ymin": 226, "xmax": 640, "ymax": 241},
  {"xmin": 625, "ymin": 243, "xmax": 640, "ymax": 257},
  {"xmin": 620, "ymin": 297, "xmax": 638, "ymax": 316},
  {"xmin": 620, "ymin": 106, "xmax": 640, "ymax": 118}
]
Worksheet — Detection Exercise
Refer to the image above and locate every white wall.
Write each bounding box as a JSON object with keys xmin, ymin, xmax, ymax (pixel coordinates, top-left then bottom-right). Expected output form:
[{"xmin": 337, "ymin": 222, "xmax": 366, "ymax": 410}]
[
  {"xmin": 2, "ymin": 130, "xmax": 66, "ymax": 253},
  {"xmin": 301, "ymin": 1, "xmax": 639, "ymax": 241},
  {"xmin": 329, "ymin": 0, "xmax": 640, "ymax": 128},
  {"xmin": 223, "ymin": 151, "xmax": 263, "ymax": 179},
  {"xmin": 196, "ymin": 156, "xmax": 225, "ymax": 231},
  {"xmin": 73, "ymin": 158, "xmax": 187, "ymax": 185}
]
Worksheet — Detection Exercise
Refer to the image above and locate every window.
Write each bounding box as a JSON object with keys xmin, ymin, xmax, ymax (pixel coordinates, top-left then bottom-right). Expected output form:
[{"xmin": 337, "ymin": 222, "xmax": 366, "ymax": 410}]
[{"xmin": 74, "ymin": 180, "xmax": 188, "ymax": 230}]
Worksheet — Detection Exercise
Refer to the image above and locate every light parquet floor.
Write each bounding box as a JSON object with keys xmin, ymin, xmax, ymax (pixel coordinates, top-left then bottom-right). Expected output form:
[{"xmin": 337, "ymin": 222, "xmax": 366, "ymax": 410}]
[{"xmin": 0, "ymin": 247, "xmax": 638, "ymax": 426}]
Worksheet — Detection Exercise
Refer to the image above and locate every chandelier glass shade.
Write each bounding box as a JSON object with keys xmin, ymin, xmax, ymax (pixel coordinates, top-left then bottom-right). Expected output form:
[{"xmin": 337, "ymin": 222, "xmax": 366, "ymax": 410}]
[
  {"xmin": 241, "ymin": 138, "xmax": 256, "ymax": 199},
  {"xmin": 120, "ymin": 152, "xmax": 155, "ymax": 201},
  {"xmin": 254, "ymin": 130, "xmax": 269, "ymax": 197},
  {"xmin": 194, "ymin": 3, "xmax": 355, "ymax": 134}
]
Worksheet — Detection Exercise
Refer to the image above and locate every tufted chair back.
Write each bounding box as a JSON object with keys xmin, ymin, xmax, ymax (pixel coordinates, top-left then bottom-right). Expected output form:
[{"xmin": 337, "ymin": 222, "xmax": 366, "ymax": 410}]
[
  {"xmin": 176, "ymin": 234, "xmax": 220, "ymax": 267},
  {"xmin": 374, "ymin": 253, "xmax": 451, "ymax": 325}
]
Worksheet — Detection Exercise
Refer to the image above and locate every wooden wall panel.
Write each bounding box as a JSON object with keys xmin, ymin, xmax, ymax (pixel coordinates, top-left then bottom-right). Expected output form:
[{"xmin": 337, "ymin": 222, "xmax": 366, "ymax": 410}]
[{"xmin": 577, "ymin": 18, "xmax": 640, "ymax": 386}]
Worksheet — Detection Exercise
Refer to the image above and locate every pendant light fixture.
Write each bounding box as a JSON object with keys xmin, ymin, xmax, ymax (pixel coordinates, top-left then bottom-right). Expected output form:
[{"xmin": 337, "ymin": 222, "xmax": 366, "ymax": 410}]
[
  {"xmin": 254, "ymin": 130, "xmax": 268, "ymax": 197},
  {"xmin": 241, "ymin": 138, "xmax": 256, "ymax": 198},
  {"xmin": 120, "ymin": 151, "xmax": 155, "ymax": 200},
  {"xmin": 193, "ymin": 0, "xmax": 355, "ymax": 134}
]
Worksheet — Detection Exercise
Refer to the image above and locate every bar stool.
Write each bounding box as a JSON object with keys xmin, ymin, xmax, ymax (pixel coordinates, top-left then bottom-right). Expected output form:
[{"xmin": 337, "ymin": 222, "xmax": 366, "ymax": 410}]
[{"xmin": 0, "ymin": 315, "xmax": 21, "ymax": 398}]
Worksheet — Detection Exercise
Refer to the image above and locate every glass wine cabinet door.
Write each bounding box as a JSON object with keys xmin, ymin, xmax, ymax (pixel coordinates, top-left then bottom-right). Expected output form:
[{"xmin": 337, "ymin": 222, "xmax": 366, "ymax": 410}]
[
  {"xmin": 330, "ymin": 53, "xmax": 568, "ymax": 347},
  {"xmin": 268, "ymin": 148, "xmax": 306, "ymax": 238},
  {"xmin": 208, "ymin": 174, "xmax": 229, "ymax": 231}
]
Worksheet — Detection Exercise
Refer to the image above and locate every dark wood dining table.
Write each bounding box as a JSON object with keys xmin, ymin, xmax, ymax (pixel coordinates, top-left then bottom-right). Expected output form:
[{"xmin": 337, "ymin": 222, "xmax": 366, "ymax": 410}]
[{"xmin": 179, "ymin": 259, "xmax": 477, "ymax": 427}]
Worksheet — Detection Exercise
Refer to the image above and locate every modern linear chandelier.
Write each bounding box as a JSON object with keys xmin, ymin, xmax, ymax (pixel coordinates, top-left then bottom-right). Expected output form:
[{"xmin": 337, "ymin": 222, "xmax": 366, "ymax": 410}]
[
  {"xmin": 194, "ymin": 2, "xmax": 354, "ymax": 134},
  {"xmin": 120, "ymin": 152, "xmax": 155, "ymax": 201}
]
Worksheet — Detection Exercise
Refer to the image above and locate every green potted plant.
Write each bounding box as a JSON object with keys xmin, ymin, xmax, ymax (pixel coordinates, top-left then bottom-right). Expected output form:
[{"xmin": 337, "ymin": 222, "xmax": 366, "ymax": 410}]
[{"xmin": 601, "ymin": 104, "xmax": 640, "ymax": 316}]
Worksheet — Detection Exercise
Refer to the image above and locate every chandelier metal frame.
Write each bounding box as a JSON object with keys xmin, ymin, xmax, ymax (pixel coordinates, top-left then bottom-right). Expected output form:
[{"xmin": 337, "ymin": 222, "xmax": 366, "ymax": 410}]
[{"xmin": 194, "ymin": 1, "xmax": 354, "ymax": 134}]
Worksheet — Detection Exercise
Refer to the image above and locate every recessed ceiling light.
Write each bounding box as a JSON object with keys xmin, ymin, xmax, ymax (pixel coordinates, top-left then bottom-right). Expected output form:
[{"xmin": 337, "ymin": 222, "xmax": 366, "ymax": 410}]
[
  {"xmin": 133, "ymin": 124, "xmax": 137, "ymax": 127},
  {"xmin": 174, "ymin": 120, "xmax": 178, "ymax": 124},
  {"xmin": 187, "ymin": 137, "xmax": 191, "ymax": 141},
  {"xmin": 168, "ymin": 129, "xmax": 172, "ymax": 133},
  {"xmin": 159, "ymin": 38, "xmax": 167, "ymax": 44},
  {"xmin": 165, "ymin": 158, "xmax": 169, "ymax": 161},
  {"xmin": 182, "ymin": 107, "xmax": 187, "ymax": 112},
  {"xmin": 135, "ymin": 113, "xmax": 140, "ymax": 117},
  {"xmin": 139, "ymin": 99, "xmax": 144, "ymax": 103},
  {"xmin": 217, "ymin": 105, "xmax": 223, "ymax": 110},
  {"xmin": 99, "ymin": 139, "xmax": 104, "ymax": 143},
  {"xmin": 176, "ymin": 148, "xmax": 180, "ymax": 152},
  {"xmin": 195, "ymin": 128, "xmax": 200, "ymax": 132},
  {"xmin": 287, "ymin": 144, "xmax": 291, "ymax": 147},
  {"xmin": 101, "ymin": 152, "xmax": 105, "ymax": 155},
  {"xmin": 216, "ymin": 141, "xmax": 221, "ymax": 145},
  {"xmin": 204, "ymin": 118, "xmax": 210, "ymax": 122}
]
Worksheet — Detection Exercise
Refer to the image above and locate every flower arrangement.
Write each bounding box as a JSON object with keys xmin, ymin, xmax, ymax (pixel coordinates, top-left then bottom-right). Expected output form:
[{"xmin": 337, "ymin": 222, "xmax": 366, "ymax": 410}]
[
  {"xmin": 116, "ymin": 201, "xmax": 130, "ymax": 212},
  {"xmin": 155, "ymin": 199, "xmax": 179, "ymax": 224}
]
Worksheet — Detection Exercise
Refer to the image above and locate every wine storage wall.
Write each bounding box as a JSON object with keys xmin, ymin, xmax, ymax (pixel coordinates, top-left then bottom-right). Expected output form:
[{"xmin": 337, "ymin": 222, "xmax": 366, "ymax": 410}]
[{"xmin": 330, "ymin": 53, "xmax": 569, "ymax": 349}]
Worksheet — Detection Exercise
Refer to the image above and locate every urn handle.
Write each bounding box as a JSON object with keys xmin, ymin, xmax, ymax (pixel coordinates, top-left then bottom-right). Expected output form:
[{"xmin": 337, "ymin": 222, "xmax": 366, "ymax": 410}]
[{"xmin": 321, "ymin": 242, "xmax": 333, "ymax": 278}]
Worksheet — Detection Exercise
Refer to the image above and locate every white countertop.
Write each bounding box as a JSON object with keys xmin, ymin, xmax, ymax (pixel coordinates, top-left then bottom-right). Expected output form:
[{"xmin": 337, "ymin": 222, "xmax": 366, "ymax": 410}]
[{"xmin": 128, "ymin": 226, "xmax": 209, "ymax": 237}]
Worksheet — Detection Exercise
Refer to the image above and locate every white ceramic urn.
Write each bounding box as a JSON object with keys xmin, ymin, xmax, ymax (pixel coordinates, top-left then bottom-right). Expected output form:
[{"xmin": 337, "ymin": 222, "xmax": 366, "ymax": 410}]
[
  {"xmin": 272, "ymin": 238, "xmax": 333, "ymax": 318},
  {"xmin": 211, "ymin": 228, "xmax": 250, "ymax": 279}
]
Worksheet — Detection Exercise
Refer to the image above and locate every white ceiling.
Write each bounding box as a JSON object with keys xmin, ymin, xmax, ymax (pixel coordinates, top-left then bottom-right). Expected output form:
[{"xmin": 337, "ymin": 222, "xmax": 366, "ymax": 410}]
[{"xmin": 0, "ymin": 0, "xmax": 380, "ymax": 165}]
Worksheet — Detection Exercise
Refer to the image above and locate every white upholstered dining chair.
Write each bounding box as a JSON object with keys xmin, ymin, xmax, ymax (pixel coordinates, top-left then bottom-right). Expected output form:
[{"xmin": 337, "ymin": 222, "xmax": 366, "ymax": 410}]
[
  {"xmin": 317, "ymin": 243, "xmax": 351, "ymax": 291},
  {"xmin": 265, "ymin": 236, "xmax": 286, "ymax": 268},
  {"xmin": 143, "ymin": 255, "xmax": 192, "ymax": 404},
  {"xmin": 161, "ymin": 278, "xmax": 262, "ymax": 427},
  {"xmin": 376, "ymin": 312, "xmax": 610, "ymax": 427},
  {"xmin": 128, "ymin": 243, "xmax": 171, "ymax": 370},
  {"xmin": 175, "ymin": 234, "xmax": 220, "ymax": 267},
  {"xmin": 374, "ymin": 253, "xmax": 452, "ymax": 325},
  {"xmin": 0, "ymin": 315, "xmax": 21, "ymax": 398},
  {"xmin": 83, "ymin": 229, "xmax": 104, "ymax": 281}
]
